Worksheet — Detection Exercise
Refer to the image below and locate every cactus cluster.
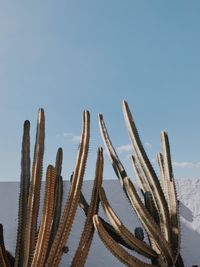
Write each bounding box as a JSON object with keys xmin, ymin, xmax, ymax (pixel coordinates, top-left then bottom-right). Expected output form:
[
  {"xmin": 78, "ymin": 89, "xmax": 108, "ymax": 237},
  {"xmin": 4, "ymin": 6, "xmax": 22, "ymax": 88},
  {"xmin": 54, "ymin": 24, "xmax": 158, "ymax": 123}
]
[
  {"xmin": 95, "ymin": 100, "xmax": 184, "ymax": 267},
  {"xmin": 0, "ymin": 109, "xmax": 103, "ymax": 267},
  {"xmin": 0, "ymin": 101, "xmax": 198, "ymax": 266}
]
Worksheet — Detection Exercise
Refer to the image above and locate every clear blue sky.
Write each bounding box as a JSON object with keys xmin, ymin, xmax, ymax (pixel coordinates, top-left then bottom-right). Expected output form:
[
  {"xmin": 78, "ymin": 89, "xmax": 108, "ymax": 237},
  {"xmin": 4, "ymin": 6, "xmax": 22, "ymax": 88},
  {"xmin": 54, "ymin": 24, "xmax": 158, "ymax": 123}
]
[{"xmin": 1, "ymin": 1, "xmax": 200, "ymax": 181}]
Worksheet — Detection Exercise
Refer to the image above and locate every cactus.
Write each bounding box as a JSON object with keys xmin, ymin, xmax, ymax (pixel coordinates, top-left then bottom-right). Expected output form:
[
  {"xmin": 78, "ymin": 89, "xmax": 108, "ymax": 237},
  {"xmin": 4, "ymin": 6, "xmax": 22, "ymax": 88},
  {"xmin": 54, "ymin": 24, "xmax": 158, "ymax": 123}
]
[
  {"xmin": 97, "ymin": 100, "xmax": 185, "ymax": 266},
  {"xmin": 0, "ymin": 108, "xmax": 104, "ymax": 267},
  {"xmin": 14, "ymin": 120, "xmax": 30, "ymax": 267},
  {"xmin": 71, "ymin": 147, "xmax": 103, "ymax": 267},
  {"xmin": 46, "ymin": 148, "xmax": 64, "ymax": 257},
  {"xmin": 0, "ymin": 103, "xmax": 197, "ymax": 266}
]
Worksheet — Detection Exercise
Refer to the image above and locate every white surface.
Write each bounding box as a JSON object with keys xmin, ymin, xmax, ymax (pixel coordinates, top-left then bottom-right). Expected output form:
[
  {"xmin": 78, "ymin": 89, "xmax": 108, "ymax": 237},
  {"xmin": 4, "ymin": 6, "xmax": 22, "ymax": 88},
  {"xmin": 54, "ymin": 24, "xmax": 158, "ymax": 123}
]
[{"xmin": 0, "ymin": 179, "xmax": 199, "ymax": 266}]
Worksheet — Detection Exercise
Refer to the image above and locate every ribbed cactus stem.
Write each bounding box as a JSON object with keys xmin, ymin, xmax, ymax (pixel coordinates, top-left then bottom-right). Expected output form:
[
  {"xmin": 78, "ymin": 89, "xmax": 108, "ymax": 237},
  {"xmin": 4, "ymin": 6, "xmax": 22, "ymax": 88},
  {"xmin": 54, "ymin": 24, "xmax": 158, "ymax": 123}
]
[
  {"xmin": 24, "ymin": 108, "xmax": 45, "ymax": 266},
  {"xmin": 15, "ymin": 120, "xmax": 30, "ymax": 267}
]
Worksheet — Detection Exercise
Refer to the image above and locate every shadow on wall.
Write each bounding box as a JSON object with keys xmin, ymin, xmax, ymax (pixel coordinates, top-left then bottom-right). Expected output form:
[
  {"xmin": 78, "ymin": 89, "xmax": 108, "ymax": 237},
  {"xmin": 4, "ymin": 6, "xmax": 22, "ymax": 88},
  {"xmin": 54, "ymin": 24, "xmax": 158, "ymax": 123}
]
[
  {"xmin": 180, "ymin": 221, "xmax": 200, "ymax": 266},
  {"xmin": 180, "ymin": 201, "xmax": 200, "ymax": 266},
  {"xmin": 180, "ymin": 201, "xmax": 193, "ymax": 223}
]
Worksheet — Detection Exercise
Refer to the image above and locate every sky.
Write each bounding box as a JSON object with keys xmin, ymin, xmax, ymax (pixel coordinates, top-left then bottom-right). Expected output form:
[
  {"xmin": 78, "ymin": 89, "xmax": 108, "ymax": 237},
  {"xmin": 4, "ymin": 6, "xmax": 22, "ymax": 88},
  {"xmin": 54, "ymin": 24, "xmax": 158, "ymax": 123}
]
[{"xmin": 1, "ymin": 1, "xmax": 200, "ymax": 181}]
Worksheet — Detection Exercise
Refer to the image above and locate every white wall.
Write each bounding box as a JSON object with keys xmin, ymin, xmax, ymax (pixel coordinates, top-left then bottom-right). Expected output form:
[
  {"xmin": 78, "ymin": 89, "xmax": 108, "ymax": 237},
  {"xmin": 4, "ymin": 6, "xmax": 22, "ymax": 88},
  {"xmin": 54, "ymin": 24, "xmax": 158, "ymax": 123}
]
[{"xmin": 0, "ymin": 179, "xmax": 199, "ymax": 266}]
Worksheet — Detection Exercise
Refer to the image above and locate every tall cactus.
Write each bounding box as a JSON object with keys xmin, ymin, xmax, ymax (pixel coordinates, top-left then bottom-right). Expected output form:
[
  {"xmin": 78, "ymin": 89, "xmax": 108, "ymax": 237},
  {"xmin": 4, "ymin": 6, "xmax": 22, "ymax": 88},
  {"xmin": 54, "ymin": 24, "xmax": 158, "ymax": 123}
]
[
  {"xmin": 0, "ymin": 103, "xmax": 197, "ymax": 266},
  {"xmin": 0, "ymin": 108, "xmax": 105, "ymax": 267},
  {"xmin": 71, "ymin": 147, "xmax": 103, "ymax": 267},
  {"xmin": 45, "ymin": 111, "xmax": 90, "ymax": 267},
  {"xmin": 97, "ymin": 100, "xmax": 185, "ymax": 266},
  {"xmin": 24, "ymin": 108, "xmax": 45, "ymax": 266},
  {"xmin": 14, "ymin": 120, "xmax": 30, "ymax": 267},
  {"xmin": 46, "ymin": 148, "xmax": 63, "ymax": 257}
]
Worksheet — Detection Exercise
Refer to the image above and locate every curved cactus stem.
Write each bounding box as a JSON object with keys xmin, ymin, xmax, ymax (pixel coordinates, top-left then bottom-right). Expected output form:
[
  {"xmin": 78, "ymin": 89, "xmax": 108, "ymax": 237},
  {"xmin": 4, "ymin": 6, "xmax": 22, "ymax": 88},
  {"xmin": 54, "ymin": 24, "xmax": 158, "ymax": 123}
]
[
  {"xmin": 122, "ymin": 100, "xmax": 170, "ymax": 243},
  {"xmin": 71, "ymin": 147, "xmax": 103, "ymax": 267},
  {"xmin": 50, "ymin": 175, "xmax": 63, "ymax": 244},
  {"xmin": 47, "ymin": 148, "xmax": 63, "ymax": 256},
  {"xmin": 93, "ymin": 215, "xmax": 157, "ymax": 267},
  {"xmin": 98, "ymin": 113, "xmax": 127, "ymax": 187},
  {"xmin": 31, "ymin": 165, "xmax": 56, "ymax": 267},
  {"xmin": 161, "ymin": 131, "xmax": 180, "ymax": 262},
  {"xmin": 55, "ymin": 147, "xmax": 63, "ymax": 178},
  {"xmin": 0, "ymin": 225, "xmax": 11, "ymax": 267},
  {"xmin": 156, "ymin": 153, "xmax": 166, "ymax": 197},
  {"xmin": 131, "ymin": 155, "xmax": 150, "ymax": 194},
  {"xmin": 124, "ymin": 177, "xmax": 173, "ymax": 266},
  {"xmin": 24, "ymin": 108, "xmax": 45, "ymax": 266},
  {"xmin": 99, "ymin": 187, "xmax": 158, "ymax": 259},
  {"xmin": 45, "ymin": 110, "xmax": 90, "ymax": 267},
  {"xmin": 14, "ymin": 120, "xmax": 30, "ymax": 267},
  {"xmin": 98, "ymin": 113, "xmax": 138, "ymax": 209}
]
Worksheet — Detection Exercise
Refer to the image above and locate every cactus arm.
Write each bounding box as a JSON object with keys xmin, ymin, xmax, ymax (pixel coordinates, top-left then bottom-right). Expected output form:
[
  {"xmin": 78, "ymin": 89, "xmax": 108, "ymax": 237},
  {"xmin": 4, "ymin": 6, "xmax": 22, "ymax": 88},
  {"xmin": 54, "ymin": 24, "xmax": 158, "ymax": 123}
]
[
  {"xmin": 0, "ymin": 225, "xmax": 11, "ymax": 267},
  {"xmin": 93, "ymin": 215, "xmax": 157, "ymax": 267},
  {"xmin": 53, "ymin": 148, "xmax": 64, "ymax": 230},
  {"xmin": 99, "ymin": 187, "xmax": 158, "ymax": 259},
  {"xmin": 98, "ymin": 113, "xmax": 127, "ymax": 186},
  {"xmin": 45, "ymin": 110, "xmax": 90, "ymax": 267},
  {"xmin": 71, "ymin": 147, "xmax": 103, "ymax": 267},
  {"xmin": 14, "ymin": 120, "xmax": 31, "ymax": 267},
  {"xmin": 161, "ymin": 131, "xmax": 180, "ymax": 261},
  {"xmin": 131, "ymin": 155, "xmax": 150, "ymax": 194},
  {"xmin": 47, "ymin": 148, "xmax": 63, "ymax": 256},
  {"xmin": 124, "ymin": 177, "xmax": 173, "ymax": 266},
  {"xmin": 31, "ymin": 165, "xmax": 55, "ymax": 267},
  {"xmin": 50, "ymin": 175, "xmax": 63, "ymax": 244},
  {"xmin": 55, "ymin": 147, "xmax": 63, "ymax": 178},
  {"xmin": 122, "ymin": 100, "xmax": 170, "ymax": 242},
  {"xmin": 24, "ymin": 108, "xmax": 45, "ymax": 266},
  {"xmin": 98, "ymin": 114, "xmax": 122, "ymax": 167},
  {"xmin": 156, "ymin": 153, "xmax": 166, "ymax": 197}
]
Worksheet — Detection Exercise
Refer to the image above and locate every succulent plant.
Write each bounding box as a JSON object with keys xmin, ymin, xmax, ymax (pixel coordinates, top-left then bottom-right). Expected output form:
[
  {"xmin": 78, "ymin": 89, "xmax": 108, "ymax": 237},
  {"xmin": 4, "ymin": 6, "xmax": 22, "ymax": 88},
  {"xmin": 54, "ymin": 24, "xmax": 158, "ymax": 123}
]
[
  {"xmin": 0, "ymin": 103, "xmax": 198, "ymax": 267},
  {"xmin": 0, "ymin": 109, "xmax": 103, "ymax": 267},
  {"xmin": 94, "ymin": 100, "xmax": 185, "ymax": 267}
]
